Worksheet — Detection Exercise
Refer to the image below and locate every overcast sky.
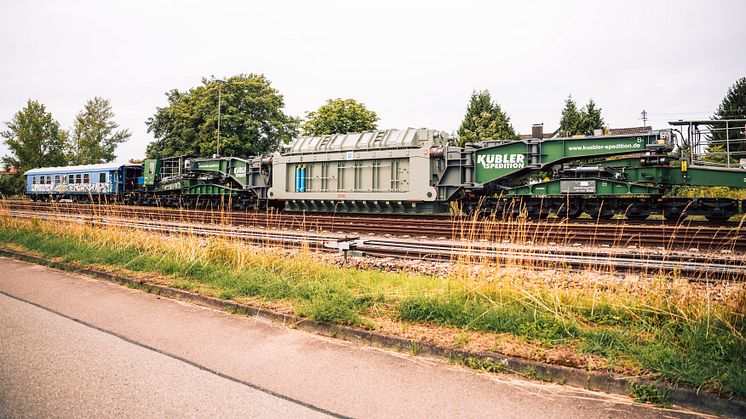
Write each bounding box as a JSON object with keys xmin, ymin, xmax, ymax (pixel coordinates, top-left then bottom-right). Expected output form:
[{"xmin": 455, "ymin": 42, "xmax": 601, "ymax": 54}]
[{"xmin": 1, "ymin": 0, "xmax": 745, "ymax": 161}]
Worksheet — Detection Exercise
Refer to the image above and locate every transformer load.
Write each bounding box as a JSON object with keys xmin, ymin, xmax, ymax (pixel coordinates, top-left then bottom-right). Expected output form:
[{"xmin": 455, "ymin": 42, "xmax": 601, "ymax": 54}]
[{"xmin": 267, "ymin": 128, "xmax": 467, "ymax": 213}]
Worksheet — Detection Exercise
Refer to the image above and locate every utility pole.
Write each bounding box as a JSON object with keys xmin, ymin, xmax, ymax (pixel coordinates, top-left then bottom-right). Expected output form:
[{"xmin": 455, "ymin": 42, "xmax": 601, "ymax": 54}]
[
  {"xmin": 216, "ymin": 82, "xmax": 222, "ymax": 157},
  {"xmin": 640, "ymin": 109, "xmax": 648, "ymax": 130}
]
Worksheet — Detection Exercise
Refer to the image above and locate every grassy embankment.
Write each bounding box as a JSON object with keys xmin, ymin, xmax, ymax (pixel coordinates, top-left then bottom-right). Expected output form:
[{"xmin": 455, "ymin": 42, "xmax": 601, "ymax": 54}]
[{"xmin": 0, "ymin": 214, "xmax": 744, "ymax": 399}]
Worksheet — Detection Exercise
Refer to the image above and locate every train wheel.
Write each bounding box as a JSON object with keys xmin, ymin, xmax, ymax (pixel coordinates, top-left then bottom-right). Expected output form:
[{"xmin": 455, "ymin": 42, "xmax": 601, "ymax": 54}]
[
  {"xmin": 555, "ymin": 204, "xmax": 582, "ymax": 219},
  {"xmin": 663, "ymin": 208, "xmax": 686, "ymax": 223},
  {"xmin": 587, "ymin": 209, "xmax": 614, "ymax": 220}
]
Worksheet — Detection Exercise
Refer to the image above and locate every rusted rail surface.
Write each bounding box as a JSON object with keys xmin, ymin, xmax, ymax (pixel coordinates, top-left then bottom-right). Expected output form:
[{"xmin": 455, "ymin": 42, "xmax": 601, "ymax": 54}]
[
  {"xmin": 2, "ymin": 200, "xmax": 745, "ymax": 252},
  {"xmin": 3, "ymin": 207, "xmax": 744, "ymax": 281}
]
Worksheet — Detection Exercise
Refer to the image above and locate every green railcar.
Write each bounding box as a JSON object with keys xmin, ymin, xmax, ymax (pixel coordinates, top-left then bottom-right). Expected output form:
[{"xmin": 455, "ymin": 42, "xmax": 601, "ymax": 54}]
[
  {"xmin": 139, "ymin": 155, "xmax": 273, "ymax": 209},
  {"xmin": 130, "ymin": 119, "xmax": 746, "ymax": 220}
]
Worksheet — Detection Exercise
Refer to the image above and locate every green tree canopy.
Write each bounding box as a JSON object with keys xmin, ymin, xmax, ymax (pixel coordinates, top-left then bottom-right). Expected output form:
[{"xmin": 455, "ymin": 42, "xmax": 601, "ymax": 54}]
[
  {"xmin": 558, "ymin": 95, "xmax": 582, "ymax": 137},
  {"xmin": 301, "ymin": 98, "xmax": 378, "ymax": 136},
  {"xmin": 705, "ymin": 77, "xmax": 746, "ymax": 163},
  {"xmin": 457, "ymin": 90, "xmax": 518, "ymax": 146},
  {"xmin": 1, "ymin": 100, "xmax": 68, "ymax": 195},
  {"xmin": 2, "ymin": 100, "xmax": 67, "ymax": 171},
  {"xmin": 558, "ymin": 96, "xmax": 606, "ymax": 136},
  {"xmin": 145, "ymin": 74, "xmax": 298, "ymax": 159},
  {"xmin": 68, "ymin": 97, "xmax": 131, "ymax": 164},
  {"xmin": 579, "ymin": 99, "xmax": 605, "ymax": 135}
]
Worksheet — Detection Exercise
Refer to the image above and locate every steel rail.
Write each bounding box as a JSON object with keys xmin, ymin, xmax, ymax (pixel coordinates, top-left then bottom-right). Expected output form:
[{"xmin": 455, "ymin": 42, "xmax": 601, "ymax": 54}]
[
  {"xmin": 3, "ymin": 200, "xmax": 745, "ymax": 252},
  {"xmin": 4, "ymin": 209, "xmax": 743, "ymax": 281}
]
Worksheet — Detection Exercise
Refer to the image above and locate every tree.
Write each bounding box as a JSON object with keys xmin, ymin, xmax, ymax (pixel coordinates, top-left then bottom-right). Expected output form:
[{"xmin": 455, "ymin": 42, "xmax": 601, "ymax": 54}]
[
  {"xmin": 705, "ymin": 77, "xmax": 746, "ymax": 162},
  {"xmin": 579, "ymin": 99, "xmax": 605, "ymax": 135},
  {"xmin": 1, "ymin": 100, "xmax": 67, "ymax": 194},
  {"xmin": 558, "ymin": 97, "xmax": 606, "ymax": 137},
  {"xmin": 558, "ymin": 95, "xmax": 582, "ymax": 137},
  {"xmin": 301, "ymin": 98, "xmax": 378, "ymax": 136},
  {"xmin": 2, "ymin": 100, "xmax": 67, "ymax": 170},
  {"xmin": 68, "ymin": 97, "xmax": 131, "ymax": 164},
  {"xmin": 145, "ymin": 74, "xmax": 298, "ymax": 159},
  {"xmin": 457, "ymin": 90, "xmax": 518, "ymax": 146}
]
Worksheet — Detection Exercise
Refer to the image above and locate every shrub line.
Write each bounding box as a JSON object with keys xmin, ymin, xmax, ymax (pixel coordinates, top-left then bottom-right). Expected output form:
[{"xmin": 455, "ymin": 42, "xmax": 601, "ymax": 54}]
[{"xmin": 1, "ymin": 248, "xmax": 743, "ymax": 417}]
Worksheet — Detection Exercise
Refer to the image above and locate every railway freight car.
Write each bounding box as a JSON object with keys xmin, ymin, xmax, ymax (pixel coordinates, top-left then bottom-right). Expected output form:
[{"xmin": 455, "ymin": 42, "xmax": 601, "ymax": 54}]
[
  {"xmin": 266, "ymin": 125, "xmax": 746, "ymax": 220},
  {"xmin": 138, "ymin": 155, "xmax": 273, "ymax": 209},
  {"xmin": 22, "ymin": 121, "xmax": 746, "ymax": 220},
  {"xmin": 463, "ymin": 126, "xmax": 746, "ymax": 221}
]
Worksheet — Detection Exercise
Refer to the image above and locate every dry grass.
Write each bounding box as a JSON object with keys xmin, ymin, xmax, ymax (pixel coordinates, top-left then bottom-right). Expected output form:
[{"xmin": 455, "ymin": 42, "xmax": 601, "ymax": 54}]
[{"xmin": 0, "ymin": 207, "xmax": 744, "ymax": 397}]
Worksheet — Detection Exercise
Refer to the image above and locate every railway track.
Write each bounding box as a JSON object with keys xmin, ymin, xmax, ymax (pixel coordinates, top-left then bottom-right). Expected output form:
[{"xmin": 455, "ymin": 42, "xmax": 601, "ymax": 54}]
[
  {"xmin": 3, "ymin": 206, "xmax": 745, "ymax": 281},
  {"xmin": 3, "ymin": 199, "xmax": 745, "ymax": 252}
]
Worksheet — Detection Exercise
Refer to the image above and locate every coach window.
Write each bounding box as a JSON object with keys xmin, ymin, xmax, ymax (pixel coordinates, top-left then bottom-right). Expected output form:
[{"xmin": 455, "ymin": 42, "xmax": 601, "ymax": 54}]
[
  {"xmin": 47, "ymin": 175, "xmax": 52, "ymax": 184},
  {"xmin": 83, "ymin": 173, "xmax": 90, "ymax": 184},
  {"xmin": 31, "ymin": 176, "xmax": 36, "ymax": 185},
  {"xmin": 75, "ymin": 174, "xmax": 82, "ymax": 184},
  {"xmin": 54, "ymin": 175, "xmax": 60, "ymax": 184},
  {"xmin": 99, "ymin": 173, "xmax": 106, "ymax": 183}
]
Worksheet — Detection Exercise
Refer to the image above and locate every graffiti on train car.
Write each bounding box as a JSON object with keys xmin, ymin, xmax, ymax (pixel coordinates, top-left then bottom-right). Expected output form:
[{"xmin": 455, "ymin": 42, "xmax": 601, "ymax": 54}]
[{"xmin": 30, "ymin": 183, "xmax": 113, "ymax": 193}]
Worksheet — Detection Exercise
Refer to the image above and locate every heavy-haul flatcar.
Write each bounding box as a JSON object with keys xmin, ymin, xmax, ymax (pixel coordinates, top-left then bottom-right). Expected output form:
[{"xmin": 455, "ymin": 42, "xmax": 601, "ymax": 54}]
[{"xmin": 22, "ymin": 120, "xmax": 746, "ymax": 220}]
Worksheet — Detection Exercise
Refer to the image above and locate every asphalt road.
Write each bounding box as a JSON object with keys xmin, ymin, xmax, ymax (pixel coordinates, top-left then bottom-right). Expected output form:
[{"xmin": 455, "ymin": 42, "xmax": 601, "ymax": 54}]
[{"xmin": 0, "ymin": 257, "xmax": 704, "ymax": 418}]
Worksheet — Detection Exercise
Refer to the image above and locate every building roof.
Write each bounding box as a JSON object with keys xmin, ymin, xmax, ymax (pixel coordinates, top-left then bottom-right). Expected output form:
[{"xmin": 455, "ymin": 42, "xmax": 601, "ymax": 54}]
[
  {"xmin": 24, "ymin": 162, "xmax": 141, "ymax": 175},
  {"xmin": 606, "ymin": 126, "xmax": 652, "ymax": 135},
  {"xmin": 519, "ymin": 129, "xmax": 558, "ymax": 140},
  {"xmin": 520, "ymin": 126, "xmax": 652, "ymax": 139}
]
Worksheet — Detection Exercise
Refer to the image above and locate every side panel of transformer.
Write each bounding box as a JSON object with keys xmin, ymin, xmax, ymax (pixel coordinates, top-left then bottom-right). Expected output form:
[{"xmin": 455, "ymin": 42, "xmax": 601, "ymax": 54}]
[{"xmin": 268, "ymin": 129, "xmax": 447, "ymax": 213}]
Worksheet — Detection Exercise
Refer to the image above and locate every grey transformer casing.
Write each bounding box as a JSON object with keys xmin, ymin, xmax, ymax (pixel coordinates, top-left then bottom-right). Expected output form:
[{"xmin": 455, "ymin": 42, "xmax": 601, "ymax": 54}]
[{"xmin": 267, "ymin": 128, "xmax": 472, "ymax": 213}]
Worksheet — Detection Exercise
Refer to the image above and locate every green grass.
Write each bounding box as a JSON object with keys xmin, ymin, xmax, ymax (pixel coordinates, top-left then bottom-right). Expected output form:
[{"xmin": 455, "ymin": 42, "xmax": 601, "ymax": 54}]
[
  {"xmin": 0, "ymin": 218, "xmax": 744, "ymax": 398},
  {"xmin": 629, "ymin": 383, "xmax": 671, "ymax": 407},
  {"xmin": 398, "ymin": 293, "xmax": 745, "ymax": 397},
  {"xmin": 462, "ymin": 356, "xmax": 504, "ymax": 373}
]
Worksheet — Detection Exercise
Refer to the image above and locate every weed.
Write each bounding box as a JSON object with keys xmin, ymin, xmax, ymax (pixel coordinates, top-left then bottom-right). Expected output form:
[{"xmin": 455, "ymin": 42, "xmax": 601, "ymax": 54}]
[
  {"xmin": 410, "ymin": 342, "xmax": 421, "ymax": 356},
  {"xmin": 330, "ymin": 325, "xmax": 341, "ymax": 338},
  {"xmin": 463, "ymin": 357, "xmax": 504, "ymax": 373},
  {"xmin": 522, "ymin": 365, "xmax": 552, "ymax": 382},
  {"xmin": 447, "ymin": 352, "xmax": 464, "ymax": 365},
  {"xmin": 454, "ymin": 331, "xmax": 470, "ymax": 347},
  {"xmin": 173, "ymin": 280, "xmax": 195, "ymax": 291},
  {"xmin": 298, "ymin": 294, "xmax": 362, "ymax": 326},
  {"xmin": 629, "ymin": 383, "xmax": 670, "ymax": 407}
]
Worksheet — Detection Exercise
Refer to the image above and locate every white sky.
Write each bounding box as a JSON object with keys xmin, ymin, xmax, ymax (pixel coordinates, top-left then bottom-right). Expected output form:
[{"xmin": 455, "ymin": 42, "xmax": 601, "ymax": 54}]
[{"xmin": 1, "ymin": 0, "xmax": 745, "ymax": 161}]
